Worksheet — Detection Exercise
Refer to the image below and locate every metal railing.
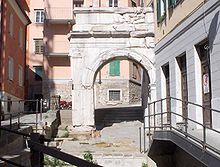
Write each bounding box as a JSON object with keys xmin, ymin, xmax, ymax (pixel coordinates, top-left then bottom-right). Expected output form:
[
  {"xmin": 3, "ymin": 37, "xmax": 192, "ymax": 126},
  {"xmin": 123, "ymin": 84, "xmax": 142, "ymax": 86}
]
[
  {"xmin": 0, "ymin": 99, "xmax": 44, "ymax": 132},
  {"xmin": 0, "ymin": 116, "xmax": 103, "ymax": 167},
  {"xmin": 143, "ymin": 96, "xmax": 220, "ymax": 156}
]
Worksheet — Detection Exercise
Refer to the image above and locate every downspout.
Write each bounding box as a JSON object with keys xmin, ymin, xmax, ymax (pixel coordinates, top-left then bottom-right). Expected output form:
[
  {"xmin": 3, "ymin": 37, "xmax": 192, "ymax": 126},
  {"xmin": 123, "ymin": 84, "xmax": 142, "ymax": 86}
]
[{"xmin": 0, "ymin": 0, "xmax": 3, "ymax": 91}]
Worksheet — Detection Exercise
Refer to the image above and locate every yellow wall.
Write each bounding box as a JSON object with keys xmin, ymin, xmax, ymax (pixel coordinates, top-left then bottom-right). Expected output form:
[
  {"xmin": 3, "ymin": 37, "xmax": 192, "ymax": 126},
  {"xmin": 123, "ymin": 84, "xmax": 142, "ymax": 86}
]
[{"xmin": 154, "ymin": 0, "xmax": 205, "ymax": 43}]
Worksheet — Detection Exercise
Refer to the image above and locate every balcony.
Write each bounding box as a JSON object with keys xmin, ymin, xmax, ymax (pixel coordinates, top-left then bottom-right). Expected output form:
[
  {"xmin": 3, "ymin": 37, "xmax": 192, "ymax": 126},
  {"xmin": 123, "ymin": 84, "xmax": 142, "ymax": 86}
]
[
  {"xmin": 44, "ymin": 0, "xmax": 74, "ymax": 24},
  {"xmin": 45, "ymin": 40, "xmax": 69, "ymax": 57}
]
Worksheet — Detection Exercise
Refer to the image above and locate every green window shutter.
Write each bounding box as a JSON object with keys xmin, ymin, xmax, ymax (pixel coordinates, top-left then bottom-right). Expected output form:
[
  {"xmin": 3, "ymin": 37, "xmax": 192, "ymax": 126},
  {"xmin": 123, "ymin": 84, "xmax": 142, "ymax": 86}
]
[
  {"xmin": 157, "ymin": 0, "xmax": 161, "ymax": 20},
  {"xmin": 164, "ymin": 0, "xmax": 166, "ymax": 15},
  {"xmin": 109, "ymin": 60, "xmax": 120, "ymax": 76},
  {"xmin": 168, "ymin": 0, "xmax": 175, "ymax": 7}
]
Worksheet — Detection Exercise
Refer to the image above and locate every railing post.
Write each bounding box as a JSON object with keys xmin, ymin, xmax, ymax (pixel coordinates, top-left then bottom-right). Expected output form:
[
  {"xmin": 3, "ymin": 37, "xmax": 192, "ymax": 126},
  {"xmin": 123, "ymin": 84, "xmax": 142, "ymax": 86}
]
[
  {"xmin": 148, "ymin": 103, "xmax": 151, "ymax": 148},
  {"xmin": 18, "ymin": 112, "xmax": 20, "ymax": 129},
  {"xmin": 36, "ymin": 100, "xmax": 39, "ymax": 133},
  {"xmin": 203, "ymin": 126, "xmax": 206, "ymax": 149},
  {"xmin": 161, "ymin": 99, "xmax": 163, "ymax": 130},
  {"xmin": 10, "ymin": 114, "xmax": 12, "ymax": 129},
  {"xmin": 40, "ymin": 99, "xmax": 43, "ymax": 122},
  {"xmin": 0, "ymin": 99, "xmax": 2, "ymax": 127},
  {"xmin": 30, "ymin": 133, "xmax": 44, "ymax": 167},
  {"xmin": 169, "ymin": 97, "xmax": 172, "ymax": 130},
  {"xmin": 143, "ymin": 109, "xmax": 146, "ymax": 153},
  {"xmin": 139, "ymin": 127, "xmax": 142, "ymax": 153},
  {"xmin": 153, "ymin": 102, "xmax": 156, "ymax": 131},
  {"xmin": 185, "ymin": 100, "xmax": 188, "ymax": 136}
]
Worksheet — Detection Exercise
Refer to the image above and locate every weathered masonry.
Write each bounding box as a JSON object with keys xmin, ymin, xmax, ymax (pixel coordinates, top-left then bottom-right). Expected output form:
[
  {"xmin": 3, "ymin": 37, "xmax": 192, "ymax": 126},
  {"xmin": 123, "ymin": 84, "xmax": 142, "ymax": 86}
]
[{"xmin": 69, "ymin": 7, "xmax": 155, "ymax": 126}]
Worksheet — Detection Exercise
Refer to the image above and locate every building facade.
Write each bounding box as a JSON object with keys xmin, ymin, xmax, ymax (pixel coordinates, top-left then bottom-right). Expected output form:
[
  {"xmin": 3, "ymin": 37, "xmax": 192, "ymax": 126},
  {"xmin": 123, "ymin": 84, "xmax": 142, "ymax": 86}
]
[
  {"xmin": 26, "ymin": 0, "xmax": 73, "ymax": 105},
  {"xmin": 94, "ymin": 60, "xmax": 143, "ymax": 109},
  {"xmin": 154, "ymin": 0, "xmax": 220, "ymax": 128},
  {"xmin": 0, "ymin": 0, "xmax": 30, "ymax": 114}
]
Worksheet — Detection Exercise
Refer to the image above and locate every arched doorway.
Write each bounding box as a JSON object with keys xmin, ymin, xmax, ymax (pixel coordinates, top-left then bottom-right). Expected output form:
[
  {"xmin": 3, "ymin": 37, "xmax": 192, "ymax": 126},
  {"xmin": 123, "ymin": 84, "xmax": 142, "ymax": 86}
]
[{"xmin": 70, "ymin": 49, "xmax": 155, "ymax": 126}]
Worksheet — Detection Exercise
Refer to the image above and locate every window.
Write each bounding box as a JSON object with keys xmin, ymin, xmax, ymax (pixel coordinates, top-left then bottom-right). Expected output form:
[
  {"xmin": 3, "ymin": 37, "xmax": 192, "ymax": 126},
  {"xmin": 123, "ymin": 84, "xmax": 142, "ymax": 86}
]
[
  {"xmin": 34, "ymin": 39, "xmax": 44, "ymax": 54},
  {"xmin": 8, "ymin": 57, "xmax": 14, "ymax": 81},
  {"xmin": 157, "ymin": 0, "xmax": 166, "ymax": 23},
  {"xmin": 34, "ymin": 9, "xmax": 44, "ymax": 23},
  {"xmin": 18, "ymin": 65, "xmax": 23, "ymax": 86},
  {"xmin": 109, "ymin": 60, "xmax": 120, "ymax": 76},
  {"xmin": 132, "ymin": 63, "xmax": 139, "ymax": 79},
  {"xmin": 18, "ymin": 27, "xmax": 23, "ymax": 48},
  {"xmin": 73, "ymin": 0, "xmax": 83, "ymax": 7},
  {"xmin": 109, "ymin": 0, "xmax": 118, "ymax": 7},
  {"xmin": 168, "ymin": 0, "xmax": 182, "ymax": 8},
  {"xmin": 9, "ymin": 14, "xmax": 13, "ymax": 36},
  {"xmin": 34, "ymin": 66, "xmax": 43, "ymax": 81},
  {"xmin": 109, "ymin": 90, "xmax": 121, "ymax": 101}
]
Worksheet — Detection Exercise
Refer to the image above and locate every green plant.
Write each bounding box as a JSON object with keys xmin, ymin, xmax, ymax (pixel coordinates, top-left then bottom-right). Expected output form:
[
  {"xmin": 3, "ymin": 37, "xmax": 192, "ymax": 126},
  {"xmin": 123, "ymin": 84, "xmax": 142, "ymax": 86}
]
[
  {"xmin": 44, "ymin": 155, "xmax": 69, "ymax": 167},
  {"xmin": 61, "ymin": 130, "xmax": 69, "ymax": 138},
  {"xmin": 44, "ymin": 114, "xmax": 49, "ymax": 119},
  {"xmin": 142, "ymin": 162, "xmax": 148, "ymax": 167},
  {"xmin": 83, "ymin": 151, "xmax": 97, "ymax": 164}
]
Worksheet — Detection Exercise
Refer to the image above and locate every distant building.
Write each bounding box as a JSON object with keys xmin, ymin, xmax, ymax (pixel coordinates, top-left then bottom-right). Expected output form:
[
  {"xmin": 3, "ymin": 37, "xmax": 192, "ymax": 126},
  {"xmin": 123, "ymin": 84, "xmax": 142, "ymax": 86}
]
[
  {"xmin": 0, "ymin": 0, "xmax": 30, "ymax": 114},
  {"xmin": 154, "ymin": 0, "xmax": 220, "ymax": 128},
  {"xmin": 26, "ymin": 0, "xmax": 73, "ymax": 104},
  {"xmin": 95, "ymin": 60, "xmax": 143, "ymax": 108}
]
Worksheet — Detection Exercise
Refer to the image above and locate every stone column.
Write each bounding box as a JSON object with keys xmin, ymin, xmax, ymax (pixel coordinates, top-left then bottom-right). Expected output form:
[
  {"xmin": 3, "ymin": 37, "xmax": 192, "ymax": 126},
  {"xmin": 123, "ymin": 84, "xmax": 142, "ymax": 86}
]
[{"xmin": 70, "ymin": 50, "xmax": 95, "ymax": 126}]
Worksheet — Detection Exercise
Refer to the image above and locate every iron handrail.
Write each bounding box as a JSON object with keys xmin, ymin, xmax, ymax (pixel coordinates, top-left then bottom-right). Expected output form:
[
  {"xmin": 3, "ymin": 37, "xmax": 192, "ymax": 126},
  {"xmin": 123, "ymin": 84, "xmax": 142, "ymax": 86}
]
[{"xmin": 144, "ymin": 96, "xmax": 220, "ymax": 156}]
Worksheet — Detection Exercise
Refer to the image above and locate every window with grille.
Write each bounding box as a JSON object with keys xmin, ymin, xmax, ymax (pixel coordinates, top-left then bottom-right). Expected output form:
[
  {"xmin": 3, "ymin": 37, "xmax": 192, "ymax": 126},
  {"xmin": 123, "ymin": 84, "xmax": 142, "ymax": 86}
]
[
  {"xmin": 8, "ymin": 57, "xmax": 14, "ymax": 81},
  {"xmin": 34, "ymin": 9, "xmax": 44, "ymax": 23},
  {"xmin": 34, "ymin": 39, "xmax": 43, "ymax": 54},
  {"xmin": 109, "ymin": 90, "xmax": 121, "ymax": 101}
]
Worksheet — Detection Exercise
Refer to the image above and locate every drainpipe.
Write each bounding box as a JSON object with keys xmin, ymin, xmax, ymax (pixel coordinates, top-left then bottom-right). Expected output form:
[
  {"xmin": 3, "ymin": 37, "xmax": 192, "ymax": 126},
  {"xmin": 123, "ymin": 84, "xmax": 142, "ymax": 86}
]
[{"xmin": 0, "ymin": 0, "xmax": 3, "ymax": 90}]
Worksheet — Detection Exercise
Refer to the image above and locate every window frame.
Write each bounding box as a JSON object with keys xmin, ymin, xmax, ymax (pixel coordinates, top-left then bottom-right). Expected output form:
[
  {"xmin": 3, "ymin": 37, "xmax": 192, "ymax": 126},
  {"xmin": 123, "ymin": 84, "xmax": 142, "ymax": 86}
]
[
  {"xmin": 18, "ymin": 65, "xmax": 23, "ymax": 86},
  {"xmin": 9, "ymin": 13, "xmax": 14, "ymax": 37},
  {"xmin": 18, "ymin": 27, "xmax": 23, "ymax": 48},
  {"xmin": 34, "ymin": 9, "xmax": 44, "ymax": 23},
  {"xmin": 108, "ymin": 89, "xmax": 122, "ymax": 102},
  {"xmin": 109, "ymin": 0, "xmax": 118, "ymax": 7},
  {"xmin": 34, "ymin": 39, "xmax": 44, "ymax": 54},
  {"xmin": 109, "ymin": 60, "xmax": 120, "ymax": 76},
  {"xmin": 8, "ymin": 57, "xmax": 14, "ymax": 81}
]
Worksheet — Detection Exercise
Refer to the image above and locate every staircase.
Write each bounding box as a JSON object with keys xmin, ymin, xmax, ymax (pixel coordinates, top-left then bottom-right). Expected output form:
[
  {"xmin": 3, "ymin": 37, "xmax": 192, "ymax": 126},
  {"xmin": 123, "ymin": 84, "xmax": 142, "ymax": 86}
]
[{"xmin": 95, "ymin": 106, "xmax": 144, "ymax": 127}]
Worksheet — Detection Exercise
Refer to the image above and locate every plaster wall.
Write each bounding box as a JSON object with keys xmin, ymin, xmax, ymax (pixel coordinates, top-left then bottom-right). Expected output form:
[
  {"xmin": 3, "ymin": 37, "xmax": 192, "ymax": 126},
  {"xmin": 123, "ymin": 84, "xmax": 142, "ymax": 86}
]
[{"xmin": 155, "ymin": 0, "xmax": 220, "ymax": 128}]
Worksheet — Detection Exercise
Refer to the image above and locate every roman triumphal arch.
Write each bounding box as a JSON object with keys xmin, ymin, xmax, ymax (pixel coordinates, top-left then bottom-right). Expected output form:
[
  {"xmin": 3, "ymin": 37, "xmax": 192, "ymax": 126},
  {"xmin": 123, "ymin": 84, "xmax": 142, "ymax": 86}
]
[{"xmin": 69, "ymin": 7, "xmax": 155, "ymax": 126}]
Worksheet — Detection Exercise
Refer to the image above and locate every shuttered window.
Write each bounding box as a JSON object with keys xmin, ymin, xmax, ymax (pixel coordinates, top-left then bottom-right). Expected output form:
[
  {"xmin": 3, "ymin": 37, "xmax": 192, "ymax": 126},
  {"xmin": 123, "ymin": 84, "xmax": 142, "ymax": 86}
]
[
  {"xmin": 109, "ymin": 60, "xmax": 120, "ymax": 76},
  {"xmin": 157, "ymin": 0, "xmax": 166, "ymax": 22},
  {"xmin": 34, "ymin": 39, "xmax": 44, "ymax": 54}
]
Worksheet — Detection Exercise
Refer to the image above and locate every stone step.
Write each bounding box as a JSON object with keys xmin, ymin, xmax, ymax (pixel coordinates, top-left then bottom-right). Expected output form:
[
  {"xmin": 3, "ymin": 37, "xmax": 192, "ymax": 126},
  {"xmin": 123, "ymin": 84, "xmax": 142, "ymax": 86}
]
[{"xmin": 0, "ymin": 149, "xmax": 31, "ymax": 167}]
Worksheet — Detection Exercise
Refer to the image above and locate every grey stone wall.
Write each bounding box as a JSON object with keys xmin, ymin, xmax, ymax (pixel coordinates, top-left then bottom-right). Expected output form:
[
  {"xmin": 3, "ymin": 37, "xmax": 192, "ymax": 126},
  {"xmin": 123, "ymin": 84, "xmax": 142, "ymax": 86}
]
[
  {"xmin": 43, "ymin": 80, "xmax": 72, "ymax": 101},
  {"xmin": 95, "ymin": 79, "xmax": 130, "ymax": 108},
  {"xmin": 129, "ymin": 80, "xmax": 142, "ymax": 104}
]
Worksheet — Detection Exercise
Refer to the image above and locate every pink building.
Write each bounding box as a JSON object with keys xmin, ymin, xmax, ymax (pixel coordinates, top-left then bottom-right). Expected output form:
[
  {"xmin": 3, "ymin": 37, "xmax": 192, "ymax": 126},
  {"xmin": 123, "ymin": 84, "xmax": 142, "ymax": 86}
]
[{"xmin": 26, "ymin": 0, "xmax": 73, "ymax": 104}]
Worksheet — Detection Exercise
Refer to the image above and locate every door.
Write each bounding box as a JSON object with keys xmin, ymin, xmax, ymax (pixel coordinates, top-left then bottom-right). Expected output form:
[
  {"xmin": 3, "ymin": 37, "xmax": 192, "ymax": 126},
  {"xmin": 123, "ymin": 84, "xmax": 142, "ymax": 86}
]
[
  {"xmin": 163, "ymin": 64, "xmax": 170, "ymax": 123},
  {"xmin": 197, "ymin": 41, "xmax": 212, "ymax": 127},
  {"xmin": 178, "ymin": 55, "xmax": 188, "ymax": 119}
]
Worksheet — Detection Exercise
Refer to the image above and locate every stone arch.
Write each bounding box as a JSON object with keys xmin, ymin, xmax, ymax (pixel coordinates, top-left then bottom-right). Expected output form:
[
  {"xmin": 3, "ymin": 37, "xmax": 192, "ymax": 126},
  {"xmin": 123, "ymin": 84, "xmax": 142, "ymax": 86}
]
[{"xmin": 81, "ymin": 48, "xmax": 155, "ymax": 88}]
